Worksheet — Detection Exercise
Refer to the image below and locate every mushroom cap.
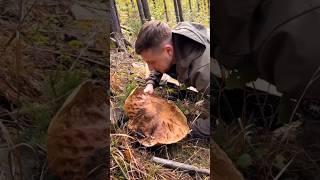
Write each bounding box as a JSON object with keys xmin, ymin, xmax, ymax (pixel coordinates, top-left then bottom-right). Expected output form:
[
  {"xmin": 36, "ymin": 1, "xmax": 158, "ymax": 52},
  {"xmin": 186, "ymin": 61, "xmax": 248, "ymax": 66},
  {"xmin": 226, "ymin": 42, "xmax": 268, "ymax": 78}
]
[
  {"xmin": 47, "ymin": 80, "xmax": 108, "ymax": 180},
  {"xmin": 124, "ymin": 88, "xmax": 190, "ymax": 147}
]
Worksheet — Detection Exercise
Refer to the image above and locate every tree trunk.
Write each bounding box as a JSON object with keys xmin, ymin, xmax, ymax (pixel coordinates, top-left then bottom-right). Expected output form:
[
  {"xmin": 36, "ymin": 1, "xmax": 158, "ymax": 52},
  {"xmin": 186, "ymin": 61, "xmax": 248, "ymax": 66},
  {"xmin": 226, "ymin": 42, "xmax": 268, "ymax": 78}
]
[
  {"xmin": 173, "ymin": 0, "xmax": 180, "ymax": 23},
  {"xmin": 106, "ymin": 0, "xmax": 110, "ymax": 52},
  {"xmin": 188, "ymin": 0, "xmax": 193, "ymax": 21},
  {"xmin": 111, "ymin": 0, "xmax": 131, "ymax": 50},
  {"xmin": 177, "ymin": 0, "xmax": 184, "ymax": 22},
  {"xmin": 130, "ymin": 0, "xmax": 134, "ymax": 8},
  {"xmin": 141, "ymin": 0, "xmax": 151, "ymax": 21},
  {"xmin": 110, "ymin": 0, "xmax": 121, "ymax": 34},
  {"xmin": 163, "ymin": 0, "xmax": 169, "ymax": 22},
  {"xmin": 196, "ymin": 0, "xmax": 200, "ymax": 13},
  {"xmin": 136, "ymin": 0, "xmax": 145, "ymax": 24},
  {"xmin": 188, "ymin": 0, "xmax": 192, "ymax": 13}
]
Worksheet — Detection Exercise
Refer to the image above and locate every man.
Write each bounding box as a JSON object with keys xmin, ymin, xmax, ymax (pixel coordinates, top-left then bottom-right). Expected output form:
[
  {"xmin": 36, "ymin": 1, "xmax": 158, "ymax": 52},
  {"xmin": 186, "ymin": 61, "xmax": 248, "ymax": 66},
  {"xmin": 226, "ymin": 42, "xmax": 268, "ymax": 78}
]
[
  {"xmin": 213, "ymin": 0, "xmax": 320, "ymax": 166},
  {"xmin": 134, "ymin": 20, "xmax": 210, "ymax": 138}
]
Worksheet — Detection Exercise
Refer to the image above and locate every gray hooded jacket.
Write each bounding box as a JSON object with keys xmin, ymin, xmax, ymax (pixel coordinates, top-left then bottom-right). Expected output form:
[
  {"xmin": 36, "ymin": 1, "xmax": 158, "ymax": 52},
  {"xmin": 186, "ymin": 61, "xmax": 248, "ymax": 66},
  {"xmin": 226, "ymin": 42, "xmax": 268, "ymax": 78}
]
[{"xmin": 146, "ymin": 22, "xmax": 210, "ymax": 94}]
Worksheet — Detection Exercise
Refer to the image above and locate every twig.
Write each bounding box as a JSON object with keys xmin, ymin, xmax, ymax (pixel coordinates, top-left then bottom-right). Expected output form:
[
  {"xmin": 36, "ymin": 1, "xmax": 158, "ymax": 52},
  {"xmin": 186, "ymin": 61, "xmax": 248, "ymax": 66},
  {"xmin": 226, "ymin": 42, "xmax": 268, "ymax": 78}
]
[
  {"xmin": 39, "ymin": 160, "xmax": 47, "ymax": 180},
  {"xmin": 110, "ymin": 133, "xmax": 135, "ymax": 140},
  {"xmin": 273, "ymin": 156, "xmax": 295, "ymax": 180},
  {"xmin": 86, "ymin": 163, "xmax": 106, "ymax": 178},
  {"xmin": 151, "ymin": 156, "xmax": 210, "ymax": 175}
]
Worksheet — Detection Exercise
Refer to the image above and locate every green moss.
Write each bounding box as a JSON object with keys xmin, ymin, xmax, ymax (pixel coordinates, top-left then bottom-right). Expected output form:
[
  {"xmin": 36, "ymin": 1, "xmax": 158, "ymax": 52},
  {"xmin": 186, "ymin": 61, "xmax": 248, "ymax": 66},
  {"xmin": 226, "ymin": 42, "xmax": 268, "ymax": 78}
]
[
  {"xmin": 31, "ymin": 33, "xmax": 49, "ymax": 45},
  {"xmin": 68, "ymin": 40, "xmax": 84, "ymax": 49}
]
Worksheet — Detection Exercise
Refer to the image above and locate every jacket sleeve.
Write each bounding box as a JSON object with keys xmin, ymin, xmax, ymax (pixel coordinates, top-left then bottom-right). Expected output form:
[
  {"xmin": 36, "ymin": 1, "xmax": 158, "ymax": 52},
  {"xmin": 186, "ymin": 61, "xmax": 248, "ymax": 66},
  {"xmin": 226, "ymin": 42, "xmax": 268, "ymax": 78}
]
[
  {"xmin": 213, "ymin": 0, "xmax": 261, "ymax": 69},
  {"xmin": 190, "ymin": 64, "xmax": 210, "ymax": 95},
  {"xmin": 146, "ymin": 70, "xmax": 163, "ymax": 87}
]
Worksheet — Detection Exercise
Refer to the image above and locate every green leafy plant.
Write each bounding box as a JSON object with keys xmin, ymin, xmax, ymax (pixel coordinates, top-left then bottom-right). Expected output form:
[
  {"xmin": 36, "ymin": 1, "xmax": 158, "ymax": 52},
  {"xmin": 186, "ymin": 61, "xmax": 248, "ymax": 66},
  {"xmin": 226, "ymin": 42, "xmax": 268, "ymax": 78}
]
[{"xmin": 117, "ymin": 83, "xmax": 137, "ymax": 107}]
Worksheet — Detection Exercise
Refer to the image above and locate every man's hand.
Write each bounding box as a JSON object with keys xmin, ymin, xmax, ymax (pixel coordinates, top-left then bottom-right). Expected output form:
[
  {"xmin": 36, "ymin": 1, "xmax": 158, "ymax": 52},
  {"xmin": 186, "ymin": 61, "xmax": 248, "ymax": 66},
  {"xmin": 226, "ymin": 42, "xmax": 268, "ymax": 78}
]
[{"xmin": 144, "ymin": 84, "xmax": 154, "ymax": 94}]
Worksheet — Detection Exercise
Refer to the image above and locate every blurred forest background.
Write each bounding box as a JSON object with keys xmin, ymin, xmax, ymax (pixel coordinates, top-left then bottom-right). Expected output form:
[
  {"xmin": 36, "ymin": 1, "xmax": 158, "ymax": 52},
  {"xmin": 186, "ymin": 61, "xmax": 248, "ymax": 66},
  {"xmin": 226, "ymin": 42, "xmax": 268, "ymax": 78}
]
[
  {"xmin": 110, "ymin": 0, "xmax": 210, "ymax": 179},
  {"xmin": 0, "ymin": 0, "xmax": 107, "ymax": 179},
  {"xmin": 111, "ymin": 0, "xmax": 209, "ymax": 38}
]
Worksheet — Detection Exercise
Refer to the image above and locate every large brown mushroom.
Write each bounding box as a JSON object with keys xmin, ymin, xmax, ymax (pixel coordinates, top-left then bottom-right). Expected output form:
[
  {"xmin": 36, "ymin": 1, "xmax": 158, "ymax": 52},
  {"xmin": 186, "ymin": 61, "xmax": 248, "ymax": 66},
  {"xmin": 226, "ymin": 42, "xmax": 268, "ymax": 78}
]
[
  {"xmin": 124, "ymin": 88, "xmax": 190, "ymax": 147},
  {"xmin": 47, "ymin": 80, "xmax": 108, "ymax": 180}
]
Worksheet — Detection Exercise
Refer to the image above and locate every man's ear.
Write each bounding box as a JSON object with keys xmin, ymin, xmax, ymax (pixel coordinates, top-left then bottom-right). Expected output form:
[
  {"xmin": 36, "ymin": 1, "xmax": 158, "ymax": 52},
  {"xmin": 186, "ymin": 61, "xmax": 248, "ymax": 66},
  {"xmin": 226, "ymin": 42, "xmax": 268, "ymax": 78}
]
[{"xmin": 164, "ymin": 44, "xmax": 173, "ymax": 56}]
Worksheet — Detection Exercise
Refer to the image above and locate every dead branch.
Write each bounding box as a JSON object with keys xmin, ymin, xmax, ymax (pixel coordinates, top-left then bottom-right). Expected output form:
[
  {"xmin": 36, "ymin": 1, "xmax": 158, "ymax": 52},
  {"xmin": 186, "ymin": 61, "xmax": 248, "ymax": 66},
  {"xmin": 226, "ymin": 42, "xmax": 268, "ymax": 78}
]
[{"xmin": 151, "ymin": 156, "xmax": 210, "ymax": 175}]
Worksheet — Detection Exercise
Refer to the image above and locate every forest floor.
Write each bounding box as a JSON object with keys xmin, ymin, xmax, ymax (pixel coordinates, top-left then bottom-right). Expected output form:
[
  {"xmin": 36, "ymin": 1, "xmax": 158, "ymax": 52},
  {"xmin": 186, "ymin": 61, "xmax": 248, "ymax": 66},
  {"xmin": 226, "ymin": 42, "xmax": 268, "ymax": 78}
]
[{"xmin": 110, "ymin": 49, "xmax": 210, "ymax": 179}]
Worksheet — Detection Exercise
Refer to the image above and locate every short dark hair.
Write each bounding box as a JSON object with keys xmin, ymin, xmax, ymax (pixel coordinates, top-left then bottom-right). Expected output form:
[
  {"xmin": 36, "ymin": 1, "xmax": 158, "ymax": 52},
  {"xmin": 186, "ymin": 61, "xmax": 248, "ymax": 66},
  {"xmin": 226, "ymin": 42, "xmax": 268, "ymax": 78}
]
[{"xmin": 135, "ymin": 20, "xmax": 171, "ymax": 54}]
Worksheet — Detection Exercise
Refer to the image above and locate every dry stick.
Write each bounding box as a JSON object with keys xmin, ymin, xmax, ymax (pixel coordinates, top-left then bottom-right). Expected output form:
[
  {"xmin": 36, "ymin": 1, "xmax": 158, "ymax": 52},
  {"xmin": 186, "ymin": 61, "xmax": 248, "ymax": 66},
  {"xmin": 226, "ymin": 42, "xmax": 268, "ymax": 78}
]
[
  {"xmin": 151, "ymin": 156, "xmax": 210, "ymax": 175},
  {"xmin": 39, "ymin": 160, "xmax": 47, "ymax": 180},
  {"xmin": 274, "ymin": 156, "xmax": 295, "ymax": 180},
  {"xmin": 86, "ymin": 163, "xmax": 106, "ymax": 178},
  {"xmin": 110, "ymin": 133, "xmax": 135, "ymax": 140}
]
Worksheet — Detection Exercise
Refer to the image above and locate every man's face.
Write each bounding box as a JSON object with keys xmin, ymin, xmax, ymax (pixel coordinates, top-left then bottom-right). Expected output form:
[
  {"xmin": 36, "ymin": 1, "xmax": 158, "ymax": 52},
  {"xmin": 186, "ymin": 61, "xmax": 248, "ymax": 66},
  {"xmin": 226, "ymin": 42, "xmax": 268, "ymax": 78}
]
[{"xmin": 140, "ymin": 44, "xmax": 174, "ymax": 73}]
